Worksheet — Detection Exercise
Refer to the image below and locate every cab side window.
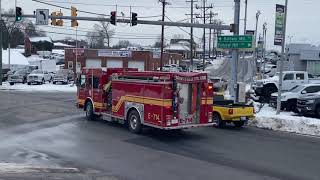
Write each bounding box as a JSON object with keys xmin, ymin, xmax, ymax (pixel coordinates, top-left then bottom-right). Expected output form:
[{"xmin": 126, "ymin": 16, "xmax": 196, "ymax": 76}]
[
  {"xmin": 284, "ymin": 73, "xmax": 294, "ymax": 81},
  {"xmin": 296, "ymin": 73, "xmax": 305, "ymax": 80},
  {"xmin": 80, "ymin": 75, "xmax": 86, "ymax": 88},
  {"xmin": 87, "ymin": 76, "xmax": 100, "ymax": 89}
]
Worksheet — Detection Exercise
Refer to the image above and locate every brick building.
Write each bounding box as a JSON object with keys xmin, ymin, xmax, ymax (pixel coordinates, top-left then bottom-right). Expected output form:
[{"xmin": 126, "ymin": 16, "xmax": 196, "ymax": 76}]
[{"xmin": 64, "ymin": 48, "xmax": 183, "ymax": 73}]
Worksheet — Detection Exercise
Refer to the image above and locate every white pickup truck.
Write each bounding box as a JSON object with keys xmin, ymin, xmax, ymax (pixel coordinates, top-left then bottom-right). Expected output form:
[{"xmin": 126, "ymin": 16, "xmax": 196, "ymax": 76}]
[{"xmin": 253, "ymin": 71, "xmax": 320, "ymax": 101}]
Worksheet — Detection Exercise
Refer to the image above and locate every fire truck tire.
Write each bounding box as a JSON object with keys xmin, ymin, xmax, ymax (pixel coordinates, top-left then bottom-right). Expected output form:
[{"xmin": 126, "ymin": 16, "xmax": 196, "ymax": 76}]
[
  {"xmin": 127, "ymin": 110, "xmax": 142, "ymax": 134},
  {"xmin": 85, "ymin": 101, "xmax": 96, "ymax": 121}
]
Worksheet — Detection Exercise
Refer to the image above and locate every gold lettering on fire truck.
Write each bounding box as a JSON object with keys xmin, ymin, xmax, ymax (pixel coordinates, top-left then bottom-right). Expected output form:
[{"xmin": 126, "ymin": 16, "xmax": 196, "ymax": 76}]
[{"xmin": 148, "ymin": 113, "xmax": 160, "ymax": 121}]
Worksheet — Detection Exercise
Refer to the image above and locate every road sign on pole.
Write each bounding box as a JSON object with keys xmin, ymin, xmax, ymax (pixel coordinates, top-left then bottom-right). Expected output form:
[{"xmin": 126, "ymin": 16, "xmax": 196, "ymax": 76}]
[
  {"xmin": 36, "ymin": 9, "xmax": 49, "ymax": 25},
  {"xmin": 217, "ymin": 35, "xmax": 253, "ymax": 49}
]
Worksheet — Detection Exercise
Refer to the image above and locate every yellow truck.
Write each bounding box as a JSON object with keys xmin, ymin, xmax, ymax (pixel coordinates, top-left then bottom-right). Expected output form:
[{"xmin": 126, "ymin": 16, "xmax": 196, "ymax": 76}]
[{"xmin": 212, "ymin": 93, "xmax": 255, "ymax": 128}]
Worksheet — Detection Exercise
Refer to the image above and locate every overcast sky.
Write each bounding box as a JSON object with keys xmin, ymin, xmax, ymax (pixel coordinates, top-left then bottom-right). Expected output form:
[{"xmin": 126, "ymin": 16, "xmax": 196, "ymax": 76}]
[{"xmin": 1, "ymin": 0, "xmax": 320, "ymax": 49}]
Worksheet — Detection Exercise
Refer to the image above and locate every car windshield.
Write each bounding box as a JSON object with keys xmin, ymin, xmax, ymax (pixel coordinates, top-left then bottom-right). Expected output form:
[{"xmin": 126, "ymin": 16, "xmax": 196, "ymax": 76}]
[
  {"xmin": 31, "ymin": 70, "xmax": 43, "ymax": 74},
  {"xmin": 290, "ymin": 85, "xmax": 305, "ymax": 93},
  {"xmin": 14, "ymin": 70, "xmax": 26, "ymax": 75}
]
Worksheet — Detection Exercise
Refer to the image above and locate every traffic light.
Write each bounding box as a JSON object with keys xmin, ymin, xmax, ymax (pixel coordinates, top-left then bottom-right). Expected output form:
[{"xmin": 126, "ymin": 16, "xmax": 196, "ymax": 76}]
[
  {"xmin": 131, "ymin": 12, "xmax": 138, "ymax": 26},
  {"xmin": 51, "ymin": 12, "xmax": 57, "ymax": 26},
  {"xmin": 110, "ymin": 11, "xmax": 116, "ymax": 25},
  {"xmin": 71, "ymin": 6, "xmax": 78, "ymax": 27},
  {"xmin": 15, "ymin": 7, "xmax": 22, "ymax": 22},
  {"xmin": 56, "ymin": 11, "xmax": 64, "ymax": 26},
  {"xmin": 230, "ymin": 23, "xmax": 235, "ymax": 33}
]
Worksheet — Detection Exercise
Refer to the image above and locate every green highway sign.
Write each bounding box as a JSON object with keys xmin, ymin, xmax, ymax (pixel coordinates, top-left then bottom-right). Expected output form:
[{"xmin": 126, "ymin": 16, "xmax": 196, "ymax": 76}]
[{"xmin": 217, "ymin": 35, "xmax": 253, "ymax": 49}]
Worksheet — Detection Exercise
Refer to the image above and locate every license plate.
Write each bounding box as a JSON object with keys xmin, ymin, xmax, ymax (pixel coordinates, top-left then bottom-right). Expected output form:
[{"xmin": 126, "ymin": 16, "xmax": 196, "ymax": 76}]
[{"xmin": 240, "ymin": 117, "xmax": 247, "ymax": 121}]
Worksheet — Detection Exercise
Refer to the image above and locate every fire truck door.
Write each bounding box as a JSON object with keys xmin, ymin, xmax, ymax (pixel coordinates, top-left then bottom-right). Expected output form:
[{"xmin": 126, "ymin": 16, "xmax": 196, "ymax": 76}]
[{"xmin": 88, "ymin": 75, "xmax": 103, "ymax": 110}]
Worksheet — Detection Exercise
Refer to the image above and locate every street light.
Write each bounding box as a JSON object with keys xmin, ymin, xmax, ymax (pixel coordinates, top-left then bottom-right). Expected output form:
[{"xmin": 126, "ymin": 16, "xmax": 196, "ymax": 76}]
[{"xmin": 254, "ymin": 10, "xmax": 261, "ymax": 78}]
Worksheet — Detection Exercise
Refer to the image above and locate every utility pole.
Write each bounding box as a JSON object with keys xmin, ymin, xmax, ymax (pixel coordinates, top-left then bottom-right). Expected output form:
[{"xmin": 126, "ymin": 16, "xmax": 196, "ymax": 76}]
[
  {"xmin": 159, "ymin": 0, "xmax": 170, "ymax": 72},
  {"xmin": 186, "ymin": 0, "xmax": 197, "ymax": 72},
  {"xmin": 244, "ymin": 0, "xmax": 248, "ymax": 34},
  {"xmin": 231, "ymin": 0, "xmax": 240, "ymax": 101},
  {"xmin": 254, "ymin": 10, "xmax": 261, "ymax": 76},
  {"xmin": 0, "ymin": 0, "xmax": 3, "ymax": 86},
  {"xmin": 262, "ymin": 22, "xmax": 267, "ymax": 79},
  {"xmin": 276, "ymin": 0, "xmax": 289, "ymax": 115},
  {"xmin": 196, "ymin": 0, "xmax": 213, "ymax": 71}
]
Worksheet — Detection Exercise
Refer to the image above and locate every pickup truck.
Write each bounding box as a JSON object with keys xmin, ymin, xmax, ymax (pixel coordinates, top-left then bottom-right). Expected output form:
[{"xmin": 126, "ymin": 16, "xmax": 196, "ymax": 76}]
[
  {"xmin": 212, "ymin": 93, "xmax": 255, "ymax": 128},
  {"xmin": 270, "ymin": 84, "xmax": 320, "ymax": 111},
  {"xmin": 253, "ymin": 71, "xmax": 320, "ymax": 101},
  {"xmin": 297, "ymin": 92, "xmax": 320, "ymax": 117}
]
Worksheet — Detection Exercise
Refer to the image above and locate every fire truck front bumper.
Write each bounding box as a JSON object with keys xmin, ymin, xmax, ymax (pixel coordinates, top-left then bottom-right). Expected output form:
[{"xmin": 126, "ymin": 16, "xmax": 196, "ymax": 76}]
[{"xmin": 161, "ymin": 123, "xmax": 215, "ymax": 130}]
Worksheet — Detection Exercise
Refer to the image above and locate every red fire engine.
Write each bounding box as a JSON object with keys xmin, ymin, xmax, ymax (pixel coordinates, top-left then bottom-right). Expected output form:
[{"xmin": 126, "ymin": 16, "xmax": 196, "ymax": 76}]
[{"xmin": 77, "ymin": 68, "xmax": 214, "ymax": 133}]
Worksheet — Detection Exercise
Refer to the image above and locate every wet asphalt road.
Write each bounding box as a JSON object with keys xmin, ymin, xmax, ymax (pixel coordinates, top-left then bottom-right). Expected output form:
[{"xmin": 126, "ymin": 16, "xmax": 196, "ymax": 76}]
[{"xmin": 0, "ymin": 91, "xmax": 320, "ymax": 180}]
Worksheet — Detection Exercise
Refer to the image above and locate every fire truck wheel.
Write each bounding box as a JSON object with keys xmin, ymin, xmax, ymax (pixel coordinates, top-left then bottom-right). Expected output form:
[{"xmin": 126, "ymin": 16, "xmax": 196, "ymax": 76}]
[
  {"xmin": 85, "ymin": 101, "xmax": 95, "ymax": 121},
  {"xmin": 128, "ymin": 110, "xmax": 142, "ymax": 134}
]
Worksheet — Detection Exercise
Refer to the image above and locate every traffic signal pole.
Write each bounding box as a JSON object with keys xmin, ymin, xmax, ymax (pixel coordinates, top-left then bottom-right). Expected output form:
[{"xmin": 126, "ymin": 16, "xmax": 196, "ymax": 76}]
[
  {"xmin": 231, "ymin": 0, "xmax": 240, "ymax": 102},
  {"xmin": 1, "ymin": 14, "xmax": 231, "ymax": 30}
]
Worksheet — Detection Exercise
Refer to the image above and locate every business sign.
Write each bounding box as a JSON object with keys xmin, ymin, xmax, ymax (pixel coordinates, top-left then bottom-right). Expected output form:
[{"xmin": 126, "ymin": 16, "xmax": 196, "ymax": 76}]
[
  {"xmin": 73, "ymin": 49, "xmax": 85, "ymax": 56},
  {"xmin": 217, "ymin": 35, "xmax": 253, "ymax": 49},
  {"xmin": 98, "ymin": 50, "xmax": 132, "ymax": 57},
  {"xmin": 36, "ymin": 9, "xmax": 49, "ymax": 25},
  {"xmin": 274, "ymin": 4, "xmax": 285, "ymax": 46}
]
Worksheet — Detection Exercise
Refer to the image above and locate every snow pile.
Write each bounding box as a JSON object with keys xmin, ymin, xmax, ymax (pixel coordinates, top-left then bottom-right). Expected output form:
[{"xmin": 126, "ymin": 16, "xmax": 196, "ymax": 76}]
[
  {"xmin": 251, "ymin": 105, "xmax": 320, "ymax": 136},
  {"xmin": 0, "ymin": 82, "xmax": 77, "ymax": 93}
]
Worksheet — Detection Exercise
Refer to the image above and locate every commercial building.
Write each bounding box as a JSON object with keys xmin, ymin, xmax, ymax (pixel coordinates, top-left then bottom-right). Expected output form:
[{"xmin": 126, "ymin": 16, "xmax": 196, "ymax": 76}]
[
  {"xmin": 64, "ymin": 48, "xmax": 183, "ymax": 73},
  {"xmin": 287, "ymin": 44, "xmax": 320, "ymax": 75}
]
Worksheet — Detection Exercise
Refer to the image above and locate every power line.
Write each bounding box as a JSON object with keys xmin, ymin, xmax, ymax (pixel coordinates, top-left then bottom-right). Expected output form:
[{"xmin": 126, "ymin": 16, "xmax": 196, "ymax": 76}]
[
  {"xmin": 32, "ymin": 0, "xmax": 108, "ymax": 16},
  {"xmin": 18, "ymin": 27, "xmax": 169, "ymax": 40},
  {"xmin": 165, "ymin": 16, "xmax": 202, "ymax": 40}
]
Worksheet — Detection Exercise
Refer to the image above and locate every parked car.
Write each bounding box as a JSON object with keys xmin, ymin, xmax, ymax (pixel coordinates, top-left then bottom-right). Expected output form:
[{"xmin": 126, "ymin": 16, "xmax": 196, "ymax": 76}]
[
  {"xmin": 27, "ymin": 70, "xmax": 53, "ymax": 85},
  {"xmin": 297, "ymin": 92, "xmax": 320, "ymax": 117},
  {"xmin": 8, "ymin": 69, "xmax": 30, "ymax": 85},
  {"xmin": 53, "ymin": 69, "xmax": 74, "ymax": 84},
  {"xmin": 253, "ymin": 71, "xmax": 320, "ymax": 101},
  {"xmin": 2, "ymin": 68, "xmax": 12, "ymax": 82},
  {"xmin": 270, "ymin": 84, "xmax": 320, "ymax": 111}
]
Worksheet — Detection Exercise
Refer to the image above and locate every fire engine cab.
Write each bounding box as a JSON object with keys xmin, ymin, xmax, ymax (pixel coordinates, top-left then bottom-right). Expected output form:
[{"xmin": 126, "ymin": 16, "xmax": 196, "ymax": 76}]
[{"xmin": 77, "ymin": 68, "xmax": 214, "ymax": 133}]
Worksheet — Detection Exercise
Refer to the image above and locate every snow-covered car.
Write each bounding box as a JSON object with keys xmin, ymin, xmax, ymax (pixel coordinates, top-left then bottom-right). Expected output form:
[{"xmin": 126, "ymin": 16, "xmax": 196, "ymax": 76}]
[
  {"xmin": 8, "ymin": 69, "xmax": 30, "ymax": 85},
  {"xmin": 27, "ymin": 70, "xmax": 52, "ymax": 85},
  {"xmin": 270, "ymin": 84, "xmax": 320, "ymax": 111},
  {"xmin": 53, "ymin": 69, "xmax": 74, "ymax": 84}
]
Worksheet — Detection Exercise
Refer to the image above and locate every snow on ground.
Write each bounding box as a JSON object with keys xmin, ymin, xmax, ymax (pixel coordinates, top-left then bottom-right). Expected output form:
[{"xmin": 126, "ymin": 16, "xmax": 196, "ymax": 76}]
[
  {"xmin": 206, "ymin": 58, "xmax": 225, "ymax": 71},
  {"xmin": 0, "ymin": 82, "xmax": 76, "ymax": 93},
  {"xmin": 251, "ymin": 104, "xmax": 320, "ymax": 137}
]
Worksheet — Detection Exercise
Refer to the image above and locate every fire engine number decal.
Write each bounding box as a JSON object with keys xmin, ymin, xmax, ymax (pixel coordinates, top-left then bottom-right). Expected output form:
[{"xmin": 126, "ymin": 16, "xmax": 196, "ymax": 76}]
[{"xmin": 147, "ymin": 113, "xmax": 160, "ymax": 121}]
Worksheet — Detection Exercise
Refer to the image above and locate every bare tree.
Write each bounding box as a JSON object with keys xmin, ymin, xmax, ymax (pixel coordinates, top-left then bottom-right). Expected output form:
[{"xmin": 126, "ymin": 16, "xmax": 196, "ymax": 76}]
[
  {"xmin": 94, "ymin": 18, "xmax": 115, "ymax": 48},
  {"xmin": 1, "ymin": 9, "xmax": 25, "ymax": 48},
  {"xmin": 86, "ymin": 31, "xmax": 104, "ymax": 49}
]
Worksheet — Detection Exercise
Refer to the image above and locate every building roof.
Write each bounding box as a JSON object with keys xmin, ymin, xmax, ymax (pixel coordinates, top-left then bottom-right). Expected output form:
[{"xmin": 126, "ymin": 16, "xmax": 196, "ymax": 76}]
[
  {"xmin": 29, "ymin": 36, "xmax": 53, "ymax": 43},
  {"xmin": 165, "ymin": 43, "xmax": 190, "ymax": 51},
  {"xmin": 54, "ymin": 42, "xmax": 74, "ymax": 47},
  {"xmin": 287, "ymin": 43, "xmax": 319, "ymax": 54},
  {"xmin": 1, "ymin": 49, "xmax": 29, "ymax": 66}
]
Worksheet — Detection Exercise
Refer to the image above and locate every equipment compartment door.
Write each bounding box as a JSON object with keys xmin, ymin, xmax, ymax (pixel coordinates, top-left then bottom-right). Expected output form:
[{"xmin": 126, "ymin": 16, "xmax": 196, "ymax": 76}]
[{"xmin": 178, "ymin": 83, "xmax": 200, "ymax": 124}]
